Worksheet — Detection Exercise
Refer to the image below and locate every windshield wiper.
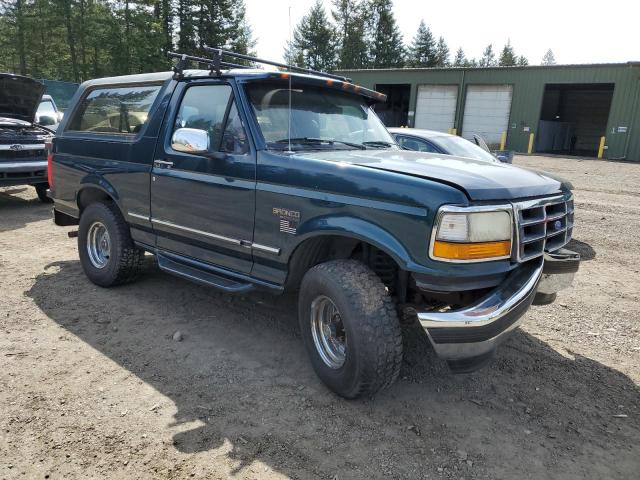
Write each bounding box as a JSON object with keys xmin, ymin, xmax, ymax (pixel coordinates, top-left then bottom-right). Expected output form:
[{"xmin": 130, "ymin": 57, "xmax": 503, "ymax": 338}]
[
  {"xmin": 272, "ymin": 137, "xmax": 366, "ymax": 150},
  {"xmin": 362, "ymin": 141, "xmax": 394, "ymax": 148}
]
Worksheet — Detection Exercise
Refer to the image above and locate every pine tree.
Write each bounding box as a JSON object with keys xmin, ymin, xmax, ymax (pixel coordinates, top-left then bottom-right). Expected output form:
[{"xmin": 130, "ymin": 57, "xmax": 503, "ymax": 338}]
[
  {"xmin": 284, "ymin": 0, "xmax": 337, "ymax": 71},
  {"xmin": 541, "ymin": 49, "xmax": 556, "ymax": 65},
  {"xmin": 452, "ymin": 47, "xmax": 466, "ymax": 67},
  {"xmin": 407, "ymin": 19, "xmax": 435, "ymax": 67},
  {"xmin": 434, "ymin": 36, "xmax": 449, "ymax": 67},
  {"xmin": 332, "ymin": 0, "xmax": 369, "ymax": 69},
  {"xmin": 479, "ymin": 44, "xmax": 496, "ymax": 67},
  {"xmin": 0, "ymin": 0, "xmax": 256, "ymax": 82},
  {"xmin": 227, "ymin": 1, "xmax": 257, "ymax": 61},
  {"xmin": 177, "ymin": 0, "xmax": 197, "ymax": 53},
  {"xmin": 499, "ymin": 40, "xmax": 516, "ymax": 66},
  {"xmin": 516, "ymin": 55, "xmax": 529, "ymax": 66},
  {"xmin": 369, "ymin": 0, "xmax": 405, "ymax": 68}
]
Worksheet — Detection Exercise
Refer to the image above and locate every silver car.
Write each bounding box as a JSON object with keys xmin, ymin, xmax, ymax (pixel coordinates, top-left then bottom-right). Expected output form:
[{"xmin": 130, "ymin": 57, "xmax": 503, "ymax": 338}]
[
  {"xmin": 36, "ymin": 94, "xmax": 62, "ymax": 131},
  {"xmin": 388, "ymin": 128, "xmax": 509, "ymax": 163}
]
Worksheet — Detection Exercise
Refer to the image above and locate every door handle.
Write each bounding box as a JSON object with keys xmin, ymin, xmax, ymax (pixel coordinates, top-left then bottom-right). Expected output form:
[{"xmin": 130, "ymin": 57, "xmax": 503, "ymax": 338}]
[{"xmin": 154, "ymin": 159, "xmax": 174, "ymax": 168}]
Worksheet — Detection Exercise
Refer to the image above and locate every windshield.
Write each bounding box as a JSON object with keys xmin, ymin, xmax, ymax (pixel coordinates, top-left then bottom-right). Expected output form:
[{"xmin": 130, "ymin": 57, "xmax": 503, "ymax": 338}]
[
  {"xmin": 245, "ymin": 82, "xmax": 395, "ymax": 150},
  {"xmin": 37, "ymin": 100, "xmax": 56, "ymax": 117},
  {"xmin": 433, "ymin": 135, "xmax": 498, "ymax": 162}
]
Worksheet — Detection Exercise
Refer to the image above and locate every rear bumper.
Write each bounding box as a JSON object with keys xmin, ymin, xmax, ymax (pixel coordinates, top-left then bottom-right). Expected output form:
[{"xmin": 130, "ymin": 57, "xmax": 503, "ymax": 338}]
[
  {"xmin": 0, "ymin": 160, "xmax": 47, "ymax": 186},
  {"xmin": 417, "ymin": 249, "xmax": 579, "ymax": 371}
]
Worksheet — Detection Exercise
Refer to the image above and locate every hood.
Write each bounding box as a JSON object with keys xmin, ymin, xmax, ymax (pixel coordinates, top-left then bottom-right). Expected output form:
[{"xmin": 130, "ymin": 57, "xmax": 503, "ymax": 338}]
[
  {"xmin": 0, "ymin": 74, "xmax": 45, "ymax": 123},
  {"xmin": 294, "ymin": 149, "xmax": 562, "ymax": 201}
]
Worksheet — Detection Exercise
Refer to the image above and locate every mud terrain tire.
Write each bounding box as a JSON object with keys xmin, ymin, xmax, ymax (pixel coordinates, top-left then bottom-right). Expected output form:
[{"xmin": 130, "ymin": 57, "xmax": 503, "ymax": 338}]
[{"xmin": 298, "ymin": 260, "xmax": 403, "ymax": 398}]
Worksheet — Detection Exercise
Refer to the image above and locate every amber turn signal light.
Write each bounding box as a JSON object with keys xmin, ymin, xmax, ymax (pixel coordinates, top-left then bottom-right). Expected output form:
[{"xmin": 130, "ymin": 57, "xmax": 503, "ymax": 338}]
[{"xmin": 432, "ymin": 240, "xmax": 511, "ymax": 261}]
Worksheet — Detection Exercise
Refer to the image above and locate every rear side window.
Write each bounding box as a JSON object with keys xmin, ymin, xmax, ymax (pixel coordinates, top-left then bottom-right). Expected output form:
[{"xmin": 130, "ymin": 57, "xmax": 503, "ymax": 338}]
[{"xmin": 68, "ymin": 85, "xmax": 161, "ymax": 134}]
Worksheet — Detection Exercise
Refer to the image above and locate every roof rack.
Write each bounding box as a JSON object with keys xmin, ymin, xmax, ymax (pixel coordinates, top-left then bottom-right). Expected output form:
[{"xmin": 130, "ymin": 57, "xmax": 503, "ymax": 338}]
[
  {"xmin": 168, "ymin": 47, "xmax": 352, "ymax": 83},
  {"xmin": 168, "ymin": 52, "xmax": 252, "ymax": 79}
]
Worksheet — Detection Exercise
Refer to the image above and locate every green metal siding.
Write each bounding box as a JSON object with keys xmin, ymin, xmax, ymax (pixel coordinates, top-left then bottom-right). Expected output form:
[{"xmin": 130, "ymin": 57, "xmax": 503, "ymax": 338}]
[{"xmin": 339, "ymin": 63, "xmax": 640, "ymax": 161}]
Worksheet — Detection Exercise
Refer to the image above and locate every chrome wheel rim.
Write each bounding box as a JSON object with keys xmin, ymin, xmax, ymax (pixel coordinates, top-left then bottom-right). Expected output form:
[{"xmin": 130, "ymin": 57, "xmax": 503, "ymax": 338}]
[
  {"xmin": 87, "ymin": 221, "xmax": 111, "ymax": 269},
  {"xmin": 310, "ymin": 295, "xmax": 347, "ymax": 369}
]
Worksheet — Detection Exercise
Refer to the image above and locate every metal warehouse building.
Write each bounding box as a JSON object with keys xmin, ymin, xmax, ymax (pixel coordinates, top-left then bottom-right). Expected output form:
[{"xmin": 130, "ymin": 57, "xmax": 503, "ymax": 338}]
[{"xmin": 338, "ymin": 62, "xmax": 640, "ymax": 161}]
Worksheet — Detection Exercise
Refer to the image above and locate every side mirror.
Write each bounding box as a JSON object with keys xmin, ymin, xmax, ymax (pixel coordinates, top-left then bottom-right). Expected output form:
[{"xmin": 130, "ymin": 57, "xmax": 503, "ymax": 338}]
[
  {"xmin": 57, "ymin": 111, "xmax": 64, "ymax": 122},
  {"xmin": 38, "ymin": 115, "xmax": 56, "ymax": 126},
  {"xmin": 472, "ymin": 134, "xmax": 491, "ymax": 153},
  {"xmin": 171, "ymin": 127, "xmax": 209, "ymax": 154}
]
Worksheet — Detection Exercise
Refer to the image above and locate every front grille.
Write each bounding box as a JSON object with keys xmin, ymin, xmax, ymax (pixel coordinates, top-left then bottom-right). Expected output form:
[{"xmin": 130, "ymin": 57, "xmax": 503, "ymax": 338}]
[
  {"xmin": 0, "ymin": 149, "xmax": 46, "ymax": 160},
  {"xmin": 514, "ymin": 195, "xmax": 574, "ymax": 262}
]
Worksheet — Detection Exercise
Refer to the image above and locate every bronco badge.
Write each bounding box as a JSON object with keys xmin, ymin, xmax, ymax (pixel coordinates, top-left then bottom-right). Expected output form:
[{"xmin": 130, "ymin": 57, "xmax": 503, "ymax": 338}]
[{"xmin": 272, "ymin": 207, "xmax": 300, "ymax": 235}]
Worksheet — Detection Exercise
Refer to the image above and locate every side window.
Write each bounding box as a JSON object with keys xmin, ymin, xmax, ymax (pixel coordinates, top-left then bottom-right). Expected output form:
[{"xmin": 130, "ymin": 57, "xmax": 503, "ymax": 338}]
[
  {"xmin": 220, "ymin": 101, "xmax": 249, "ymax": 154},
  {"xmin": 69, "ymin": 85, "xmax": 161, "ymax": 134},
  {"xmin": 174, "ymin": 84, "xmax": 248, "ymax": 155},
  {"xmin": 397, "ymin": 135, "xmax": 438, "ymax": 153}
]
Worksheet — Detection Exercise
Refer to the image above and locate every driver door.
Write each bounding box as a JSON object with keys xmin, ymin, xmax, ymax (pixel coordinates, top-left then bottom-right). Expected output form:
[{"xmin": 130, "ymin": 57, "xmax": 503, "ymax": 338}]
[{"xmin": 150, "ymin": 82, "xmax": 255, "ymax": 273}]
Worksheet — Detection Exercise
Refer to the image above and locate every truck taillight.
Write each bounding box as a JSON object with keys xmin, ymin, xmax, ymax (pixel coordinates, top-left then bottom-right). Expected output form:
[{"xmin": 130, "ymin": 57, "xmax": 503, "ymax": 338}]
[
  {"xmin": 47, "ymin": 152, "xmax": 54, "ymax": 186},
  {"xmin": 45, "ymin": 140, "xmax": 53, "ymax": 187}
]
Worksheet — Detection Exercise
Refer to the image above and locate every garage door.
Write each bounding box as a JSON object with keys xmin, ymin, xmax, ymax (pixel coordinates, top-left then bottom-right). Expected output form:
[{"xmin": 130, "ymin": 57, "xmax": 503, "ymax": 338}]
[
  {"xmin": 462, "ymin": 85, "xmax": 513, "ymax": 145},
  {"xmin": 414, "ymin": 85, "xmax": 458, "ymax": 132}
]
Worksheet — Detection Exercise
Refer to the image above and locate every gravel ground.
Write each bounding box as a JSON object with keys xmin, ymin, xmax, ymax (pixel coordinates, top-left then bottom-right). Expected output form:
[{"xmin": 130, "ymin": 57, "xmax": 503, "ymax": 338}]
[{"xmin": 1, "ymin": 155, "xmax": 638, "ymax": 480}]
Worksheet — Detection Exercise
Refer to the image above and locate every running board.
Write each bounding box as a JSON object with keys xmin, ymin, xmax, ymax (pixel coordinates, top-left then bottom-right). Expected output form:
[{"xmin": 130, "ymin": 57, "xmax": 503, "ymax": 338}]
[{"xmin": 157, "ymin": 252, "xmax": 254, "ymax": 294}]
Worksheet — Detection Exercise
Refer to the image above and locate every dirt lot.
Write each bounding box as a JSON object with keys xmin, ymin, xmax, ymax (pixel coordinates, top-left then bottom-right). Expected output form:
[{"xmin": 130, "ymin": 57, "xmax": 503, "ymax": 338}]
[{"xmin": 1, "ymin": 155, "xmax": 639, "ymax": 480}]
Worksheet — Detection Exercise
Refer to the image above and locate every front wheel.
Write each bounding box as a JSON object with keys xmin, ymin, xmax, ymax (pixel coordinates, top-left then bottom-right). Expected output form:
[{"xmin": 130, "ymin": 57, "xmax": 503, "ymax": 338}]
[
  {"xmin": 298, "ymin": 260, "xmax": 403, "ymax": 398},
  {"xmin": 34, "ymin": 183, "xmax": 52, "ymax": 203},
  {"xmin": 78, "ymin": 202, "xmax": 143, "ymax": 287}
]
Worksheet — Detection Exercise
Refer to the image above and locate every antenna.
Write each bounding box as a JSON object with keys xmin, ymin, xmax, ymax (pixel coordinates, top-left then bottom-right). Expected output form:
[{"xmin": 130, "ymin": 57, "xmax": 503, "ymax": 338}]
[{"xmin": 286, "ymin": 6, "xmax": 293, "ymax": 154}]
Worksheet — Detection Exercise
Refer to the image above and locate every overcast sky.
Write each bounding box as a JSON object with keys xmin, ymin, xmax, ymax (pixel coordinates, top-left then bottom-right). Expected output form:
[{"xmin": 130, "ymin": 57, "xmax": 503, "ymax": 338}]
[{"xmin": 245, "ymin": 0, "xmax": 639, "ymax": 66}]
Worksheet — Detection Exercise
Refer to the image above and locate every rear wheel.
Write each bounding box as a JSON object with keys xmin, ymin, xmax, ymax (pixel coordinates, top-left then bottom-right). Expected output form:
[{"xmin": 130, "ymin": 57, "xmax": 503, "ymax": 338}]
[
  {"xmin": 298, "ymin": 260, "xmax": 402, "ymax": 398},
  {"xmin": 78, "ymin": 202, "xmax": 143, "ymax": 287},
  {"xmin": 34, "ymin": 183, "xmax": 52, "ymax": 203}
]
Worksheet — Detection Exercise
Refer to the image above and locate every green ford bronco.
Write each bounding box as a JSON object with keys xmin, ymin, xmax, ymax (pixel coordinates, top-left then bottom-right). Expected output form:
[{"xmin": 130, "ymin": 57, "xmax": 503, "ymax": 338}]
[{"xmin": 49, "ymin": 49, "xmax": 580, "ymax": 398}]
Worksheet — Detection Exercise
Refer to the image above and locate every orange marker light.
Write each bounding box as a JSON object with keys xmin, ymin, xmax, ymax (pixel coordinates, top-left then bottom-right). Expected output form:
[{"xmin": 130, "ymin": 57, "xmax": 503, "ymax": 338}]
[
  {"xmin": 280, "ymin": 73, "xmax": 290, "ymax": 79},
  {"xmin": 432, "ymin": 240, "xmax": 511, "ymax": 261}
]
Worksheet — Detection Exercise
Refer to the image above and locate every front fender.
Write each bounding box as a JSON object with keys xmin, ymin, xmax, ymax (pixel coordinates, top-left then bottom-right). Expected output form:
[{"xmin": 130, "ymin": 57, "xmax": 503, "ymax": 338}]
[{"xmin": 290, "ymin": 214, "xmax": 417, "ymax": 271}]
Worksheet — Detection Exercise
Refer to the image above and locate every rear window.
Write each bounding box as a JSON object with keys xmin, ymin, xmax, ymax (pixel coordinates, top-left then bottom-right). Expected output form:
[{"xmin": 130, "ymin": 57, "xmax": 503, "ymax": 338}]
[{"xmin": 68, "ymin": 85, "xmax": 161, "ymax": 134}]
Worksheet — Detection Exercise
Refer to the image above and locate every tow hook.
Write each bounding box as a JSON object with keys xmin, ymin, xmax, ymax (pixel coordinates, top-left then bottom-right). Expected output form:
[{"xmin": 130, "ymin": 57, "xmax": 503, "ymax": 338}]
[{"xmin": 68, "ymin": 230, "xmax": 79, "ymax": 238}]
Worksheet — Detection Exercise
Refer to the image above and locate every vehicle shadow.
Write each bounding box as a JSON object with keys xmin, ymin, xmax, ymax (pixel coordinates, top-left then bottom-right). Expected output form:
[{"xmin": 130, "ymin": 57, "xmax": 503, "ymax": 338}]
[
  {"xmin": 0, "ymin": 186, "xmax": 51, "ymax": 233},
  {"xmin": 26, "ymin": 260, "xmax": 639, "ymax": 479},
  {"xmin": 567, "ymin": 238, "xmax": 596, "ymax": 261}
]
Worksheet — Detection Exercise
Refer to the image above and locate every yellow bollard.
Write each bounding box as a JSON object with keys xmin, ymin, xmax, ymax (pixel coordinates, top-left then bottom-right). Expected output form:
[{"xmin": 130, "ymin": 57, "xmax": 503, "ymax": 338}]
[
  {"xmin": 450, "ymin": 128, "xmax": 457, "ymax": 136},
  {"xmin": 500, "ymin": 132, "xmax": 507, "ymax": 151},
  {"xmin": 527, "ymin": 133, "xmax": 535, "ymax": 154},
  {"xmin": 597, "ymin": 136, "xmax": 606, "ymax": 159}
]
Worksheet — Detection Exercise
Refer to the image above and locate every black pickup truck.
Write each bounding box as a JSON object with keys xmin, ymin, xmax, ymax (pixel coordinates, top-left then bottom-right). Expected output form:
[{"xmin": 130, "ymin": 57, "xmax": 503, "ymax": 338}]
[
  {"xmin": 1, "ymin": 73, "xmax": 54, "ymax": 202},
  {"xmin": 49, "ymin": 50, "xmax": 579, "ymax": 398}
]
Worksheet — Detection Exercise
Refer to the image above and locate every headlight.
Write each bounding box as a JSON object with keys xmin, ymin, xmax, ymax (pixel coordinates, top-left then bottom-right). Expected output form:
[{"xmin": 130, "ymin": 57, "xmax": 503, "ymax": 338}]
[{"xmin": 430, "ymin": 206, "xmax": 513, "ymax": 262}]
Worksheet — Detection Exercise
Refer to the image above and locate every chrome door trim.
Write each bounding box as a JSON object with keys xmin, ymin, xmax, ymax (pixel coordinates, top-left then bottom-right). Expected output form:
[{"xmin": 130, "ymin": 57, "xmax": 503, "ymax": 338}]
[
  {"xmin": 149, "ymin": 217, "xmax": 281, "ymax": 255},
  {"xmin": 152, "ymin": 218, "xmax": 242, "ymax": 245},
  {"xmin": 251, "ymin": 243, "xmax": 281, "ymax": 255},
  {"xmin": 127, "ymin": 211, "xmax": 150, "ymax": 221}
]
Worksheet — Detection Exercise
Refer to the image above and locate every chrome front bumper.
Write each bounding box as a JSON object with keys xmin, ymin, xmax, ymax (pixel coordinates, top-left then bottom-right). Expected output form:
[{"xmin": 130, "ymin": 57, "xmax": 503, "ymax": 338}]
[
  {"xmin": 417, "ymin": 249, "xmax": 579, "ymax": 372},
  {"xmin": 0, "ymin": 160, "xmax": 47, "ymax": 172}
]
